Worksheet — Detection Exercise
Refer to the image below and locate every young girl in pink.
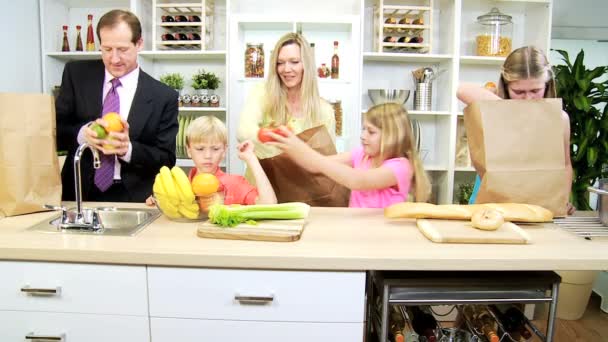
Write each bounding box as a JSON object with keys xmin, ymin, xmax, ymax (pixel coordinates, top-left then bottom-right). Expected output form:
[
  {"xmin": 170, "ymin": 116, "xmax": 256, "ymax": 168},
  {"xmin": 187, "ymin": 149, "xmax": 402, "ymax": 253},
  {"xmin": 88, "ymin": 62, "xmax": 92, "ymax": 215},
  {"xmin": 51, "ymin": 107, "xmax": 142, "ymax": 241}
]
[{"xmin": 271, "ymin": 103, "xmax": 430, "ymax": 208}]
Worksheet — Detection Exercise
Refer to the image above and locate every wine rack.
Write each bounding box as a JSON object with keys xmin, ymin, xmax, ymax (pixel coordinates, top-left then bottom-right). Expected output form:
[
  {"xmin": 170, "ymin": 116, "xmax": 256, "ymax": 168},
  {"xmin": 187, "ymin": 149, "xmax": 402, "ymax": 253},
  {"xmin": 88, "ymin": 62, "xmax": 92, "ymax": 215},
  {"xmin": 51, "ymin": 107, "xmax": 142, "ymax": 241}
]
[
  {"xmin": 367, "ymin": 271, "xmax": 561, "ymax": 342},
  {"xmin": 153, "ymin": 0, "xmax": 215, "ymax": 50},
  {"xmin": 373, "ymin": 0, "xmax": 433, "ymax": 53}
]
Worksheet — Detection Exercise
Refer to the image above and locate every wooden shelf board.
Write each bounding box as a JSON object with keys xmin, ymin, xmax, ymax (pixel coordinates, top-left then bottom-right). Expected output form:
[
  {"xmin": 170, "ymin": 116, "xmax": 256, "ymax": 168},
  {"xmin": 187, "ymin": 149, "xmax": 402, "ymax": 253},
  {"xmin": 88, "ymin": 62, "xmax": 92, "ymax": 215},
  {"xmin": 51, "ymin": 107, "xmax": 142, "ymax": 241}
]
[{"xmin": 139, "ymin": 50, "xmax": 225, "ymax": 60}]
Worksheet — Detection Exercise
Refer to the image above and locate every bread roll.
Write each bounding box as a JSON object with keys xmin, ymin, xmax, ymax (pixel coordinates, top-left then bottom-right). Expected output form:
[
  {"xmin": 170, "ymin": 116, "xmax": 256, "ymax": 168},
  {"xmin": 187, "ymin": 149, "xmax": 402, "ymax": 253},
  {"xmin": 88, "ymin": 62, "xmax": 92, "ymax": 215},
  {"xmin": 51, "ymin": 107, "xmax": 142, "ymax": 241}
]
[{"xmin": 384, "ymin": 202, "xmax": 553, "ymax": 223}]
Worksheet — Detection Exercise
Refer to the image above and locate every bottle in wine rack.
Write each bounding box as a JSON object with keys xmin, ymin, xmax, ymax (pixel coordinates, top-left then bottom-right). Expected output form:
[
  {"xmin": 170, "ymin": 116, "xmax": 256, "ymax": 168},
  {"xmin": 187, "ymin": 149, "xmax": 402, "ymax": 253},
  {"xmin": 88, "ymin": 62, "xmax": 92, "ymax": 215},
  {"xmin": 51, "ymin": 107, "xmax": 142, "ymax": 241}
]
[
  {"xmin": 407, "ymin": 306, "xmax": 437, "ymax": 342},
  {"xmin": 504, "ymin": 307, "xmax": 533, "ymax": 340},
  {"xmin": 174, "ymin": 15, "xmax": 188, "ymax": 22},
  {"xmin": 161, "ymin": 15, "xmax": 174, "ymax": 22},
  {"xmin": 161, "ymin": 34, "xmax": 176, "ymax": 41},
  {"xmin": 188, "ymin": 15, "xmax": 201, "ymax": 22},
  {"xmin": 186, "ymin": 33, "xmax": 201, "ymax": 41},
  {"xmin": 173, "ymin": 33, "xmax": 188, "ymax": 41}
]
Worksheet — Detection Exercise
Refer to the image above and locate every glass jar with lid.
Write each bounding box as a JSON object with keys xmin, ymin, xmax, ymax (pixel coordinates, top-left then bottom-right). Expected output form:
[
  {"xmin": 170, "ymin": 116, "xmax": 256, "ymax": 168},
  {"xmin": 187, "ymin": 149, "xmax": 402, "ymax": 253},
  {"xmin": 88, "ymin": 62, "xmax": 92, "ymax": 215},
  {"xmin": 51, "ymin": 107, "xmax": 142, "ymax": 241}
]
[
  {"xmin": 244, "ymin": 43, "xmax": 264, "ymax": 78},
  {"xmin": 475, "ymin": 7, "xmax": 513, "ymax": 57}
]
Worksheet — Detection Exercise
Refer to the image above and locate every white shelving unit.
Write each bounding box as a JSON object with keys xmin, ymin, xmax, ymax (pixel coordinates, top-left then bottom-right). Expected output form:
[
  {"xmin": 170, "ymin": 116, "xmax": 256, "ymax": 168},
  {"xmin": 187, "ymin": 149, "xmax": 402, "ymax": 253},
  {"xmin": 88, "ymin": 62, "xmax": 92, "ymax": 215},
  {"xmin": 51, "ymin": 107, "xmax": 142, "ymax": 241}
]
[{"xmin": 38, "ymin": 0, "xmax": 553, "ymax": 204}]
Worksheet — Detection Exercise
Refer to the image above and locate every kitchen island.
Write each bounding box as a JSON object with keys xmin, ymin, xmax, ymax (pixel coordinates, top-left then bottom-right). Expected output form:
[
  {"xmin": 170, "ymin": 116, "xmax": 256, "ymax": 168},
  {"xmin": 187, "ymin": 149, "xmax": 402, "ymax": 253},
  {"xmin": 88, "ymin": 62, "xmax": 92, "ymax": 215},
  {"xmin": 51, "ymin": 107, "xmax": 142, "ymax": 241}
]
[{"xmin": 1, "ymin": 204, "xmax": 607, "ymax": 342}]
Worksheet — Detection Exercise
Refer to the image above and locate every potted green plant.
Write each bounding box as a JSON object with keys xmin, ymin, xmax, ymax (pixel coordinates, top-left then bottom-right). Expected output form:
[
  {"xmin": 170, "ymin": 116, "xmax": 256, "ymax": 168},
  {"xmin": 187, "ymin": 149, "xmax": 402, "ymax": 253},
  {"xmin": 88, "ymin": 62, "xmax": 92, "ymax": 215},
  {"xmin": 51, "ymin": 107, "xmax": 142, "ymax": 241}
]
[
  {"xmin": 191, "ymin": 69, "xmax": 221, "ymax": 95},
  {"xmin": 159, "ymin": 73, "xmax": 184, "ymax": 94},
  {"xmin": 553, "ymin": 49, "xmax": 608, "ymax": 210},
  {"xmin": 457, "ymin": 182, "xmax": 474, "ymax": 205}
]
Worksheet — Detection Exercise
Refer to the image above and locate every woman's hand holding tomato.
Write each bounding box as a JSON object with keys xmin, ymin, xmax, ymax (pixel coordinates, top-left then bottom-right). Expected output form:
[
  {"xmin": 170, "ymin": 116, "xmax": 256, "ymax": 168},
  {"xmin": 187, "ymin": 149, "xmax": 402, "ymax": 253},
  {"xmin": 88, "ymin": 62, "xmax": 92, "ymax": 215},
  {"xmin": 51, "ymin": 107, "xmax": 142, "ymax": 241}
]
[{"xmin": 257, "ymin": 125, "xmax": 292, "ymax": 143}]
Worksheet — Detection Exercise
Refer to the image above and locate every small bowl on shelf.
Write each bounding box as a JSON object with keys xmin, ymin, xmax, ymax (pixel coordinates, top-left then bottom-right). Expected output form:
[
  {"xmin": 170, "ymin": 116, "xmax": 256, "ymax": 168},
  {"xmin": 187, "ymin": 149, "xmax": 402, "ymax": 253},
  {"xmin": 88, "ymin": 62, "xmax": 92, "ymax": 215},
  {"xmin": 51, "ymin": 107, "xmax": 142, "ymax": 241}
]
[
  {"xmin": 368, "ymin": 89, "xmax": 410, "ymax": 106},
  {"xmin": 152, "ymin": 191, "xmax": 224, "ymax": 222}
]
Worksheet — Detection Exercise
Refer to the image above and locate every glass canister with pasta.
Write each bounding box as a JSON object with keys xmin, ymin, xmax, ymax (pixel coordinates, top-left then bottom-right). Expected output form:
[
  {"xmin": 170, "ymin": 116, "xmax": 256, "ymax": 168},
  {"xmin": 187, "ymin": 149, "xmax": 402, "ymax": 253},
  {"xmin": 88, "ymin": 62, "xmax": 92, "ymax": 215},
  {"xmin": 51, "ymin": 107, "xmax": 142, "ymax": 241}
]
[{"xmin": 475, "ymin": 7, "xmax": 513, "ymax": 57}]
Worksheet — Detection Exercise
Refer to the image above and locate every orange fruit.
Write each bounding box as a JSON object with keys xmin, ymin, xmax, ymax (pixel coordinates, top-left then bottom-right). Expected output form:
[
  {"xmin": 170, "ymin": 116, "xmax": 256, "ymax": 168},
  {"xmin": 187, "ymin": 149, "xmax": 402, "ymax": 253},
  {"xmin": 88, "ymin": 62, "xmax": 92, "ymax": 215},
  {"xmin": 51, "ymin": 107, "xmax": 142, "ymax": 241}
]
[
  {"xmin": 102, "ymin": 112, "xmax": 124, "ymax": 132},
  {"xmin": 191, "ymin": 173, "xmax": 220, "ymax": 196},
  {"xmin": 484, "ymin": 81, "xmax": 497, "ymax": 90}
]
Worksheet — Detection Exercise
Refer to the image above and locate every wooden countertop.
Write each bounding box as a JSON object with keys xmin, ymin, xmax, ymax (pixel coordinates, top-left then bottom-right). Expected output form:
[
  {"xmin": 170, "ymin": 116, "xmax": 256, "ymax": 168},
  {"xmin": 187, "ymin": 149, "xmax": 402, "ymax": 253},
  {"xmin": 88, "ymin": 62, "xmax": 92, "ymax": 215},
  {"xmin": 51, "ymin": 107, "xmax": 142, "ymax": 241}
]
[{"xmin": 0, "ymin": 204, "xmax": 607, "ymax": 271}]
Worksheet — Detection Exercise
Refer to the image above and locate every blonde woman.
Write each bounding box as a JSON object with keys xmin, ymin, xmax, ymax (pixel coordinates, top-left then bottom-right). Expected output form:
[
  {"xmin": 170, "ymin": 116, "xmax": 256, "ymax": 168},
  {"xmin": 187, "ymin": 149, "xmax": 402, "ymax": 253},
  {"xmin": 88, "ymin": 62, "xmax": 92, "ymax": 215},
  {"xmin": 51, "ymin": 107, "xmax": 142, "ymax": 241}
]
[
  {"xmin": 238, "ymin": 32, "xmax": 347, "ymax": 206},
  {"xmin": 238, "ymin": 32, "xmax": 335, "ymax": 159},
  {"xmin": 270, "ymin": 103, "xmax": 431, "ymax": 207},
  {"xmin": 457, "ymin": 46, "xmax": 573, "ymax": 213}
]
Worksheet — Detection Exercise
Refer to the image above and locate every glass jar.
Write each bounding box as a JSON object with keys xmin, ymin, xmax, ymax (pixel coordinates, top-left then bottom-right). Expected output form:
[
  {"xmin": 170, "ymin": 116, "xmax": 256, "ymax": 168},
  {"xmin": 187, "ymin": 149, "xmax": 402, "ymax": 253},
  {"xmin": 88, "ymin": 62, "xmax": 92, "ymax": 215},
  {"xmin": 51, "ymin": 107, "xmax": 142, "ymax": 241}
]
[
  {"xmin": 244, "ymin": 43, "xmax": 264, "ymax": 78},
  {"xmin": 329, "ymin": 99, "xmax": 342, "ymax": 136},
  {"xmin": 475, "ymin": 7, "xmax": 513, "ymax": 57}
]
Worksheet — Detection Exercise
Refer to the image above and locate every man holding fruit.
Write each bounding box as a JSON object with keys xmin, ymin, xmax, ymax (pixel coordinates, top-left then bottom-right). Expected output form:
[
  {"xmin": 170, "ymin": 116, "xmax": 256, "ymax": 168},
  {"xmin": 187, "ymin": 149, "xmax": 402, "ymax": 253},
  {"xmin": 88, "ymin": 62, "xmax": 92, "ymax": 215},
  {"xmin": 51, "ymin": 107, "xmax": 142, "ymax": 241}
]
[{"xmin": 55, "ymin": 9, "xmax": 179, "ymax": 202}]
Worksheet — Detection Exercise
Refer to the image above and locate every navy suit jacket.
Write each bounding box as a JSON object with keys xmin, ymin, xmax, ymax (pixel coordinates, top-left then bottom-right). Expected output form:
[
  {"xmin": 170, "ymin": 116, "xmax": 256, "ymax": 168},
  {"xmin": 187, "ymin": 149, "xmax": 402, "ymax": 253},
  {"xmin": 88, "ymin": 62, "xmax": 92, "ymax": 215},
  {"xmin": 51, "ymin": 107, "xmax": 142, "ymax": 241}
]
[{"xmin": 56, "ymin": 60, "xmax": 178, "ymax": 202}]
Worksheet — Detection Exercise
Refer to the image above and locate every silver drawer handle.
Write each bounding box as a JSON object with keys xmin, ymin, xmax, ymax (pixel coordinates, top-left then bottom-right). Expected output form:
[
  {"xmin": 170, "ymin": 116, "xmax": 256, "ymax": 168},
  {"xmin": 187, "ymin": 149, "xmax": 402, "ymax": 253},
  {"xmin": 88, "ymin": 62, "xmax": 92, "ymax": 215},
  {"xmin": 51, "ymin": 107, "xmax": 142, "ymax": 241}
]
[
  {"xmin": 235, "ymin": 294, "xmax": 274, "ymax": 304},
  {"xmin": 20, "ymin": 285, "xmax": 62, "ymax": 296},
  {"xmin": 25, "ymin": 333, "xmax": 65, "ymax": 341}
]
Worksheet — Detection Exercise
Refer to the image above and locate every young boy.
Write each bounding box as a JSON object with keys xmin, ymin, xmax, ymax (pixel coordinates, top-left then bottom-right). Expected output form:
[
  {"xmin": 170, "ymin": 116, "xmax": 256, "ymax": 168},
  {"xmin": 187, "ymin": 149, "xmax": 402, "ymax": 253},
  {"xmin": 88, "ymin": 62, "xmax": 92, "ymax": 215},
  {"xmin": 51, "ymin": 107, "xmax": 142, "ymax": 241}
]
[{"xmin": 148, "ymin": 115, "xmax": 276, "ymax": 205}]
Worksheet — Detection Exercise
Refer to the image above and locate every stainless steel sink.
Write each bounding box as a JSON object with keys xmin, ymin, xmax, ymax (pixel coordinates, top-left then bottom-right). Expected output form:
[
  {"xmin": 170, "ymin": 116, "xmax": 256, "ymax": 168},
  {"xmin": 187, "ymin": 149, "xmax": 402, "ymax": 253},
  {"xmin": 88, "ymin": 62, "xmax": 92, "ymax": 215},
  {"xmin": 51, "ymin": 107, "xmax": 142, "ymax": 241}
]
[{"xmin": 27, "ymin": 207, "xmax": 161, "ymax": 236}]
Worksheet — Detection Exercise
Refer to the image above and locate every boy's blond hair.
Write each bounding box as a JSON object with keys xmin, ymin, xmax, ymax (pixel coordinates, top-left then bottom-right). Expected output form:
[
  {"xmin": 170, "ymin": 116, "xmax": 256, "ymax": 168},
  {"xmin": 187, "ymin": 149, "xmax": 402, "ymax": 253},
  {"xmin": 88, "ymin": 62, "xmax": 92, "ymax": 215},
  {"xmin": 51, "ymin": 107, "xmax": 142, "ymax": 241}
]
[
  {"xmin": 365, "ymin": 103, "xmax": 431, "ymax": 203},
  {"xmin": 186, "ymin": 115, "xmax": 227, "ymax": 146}
]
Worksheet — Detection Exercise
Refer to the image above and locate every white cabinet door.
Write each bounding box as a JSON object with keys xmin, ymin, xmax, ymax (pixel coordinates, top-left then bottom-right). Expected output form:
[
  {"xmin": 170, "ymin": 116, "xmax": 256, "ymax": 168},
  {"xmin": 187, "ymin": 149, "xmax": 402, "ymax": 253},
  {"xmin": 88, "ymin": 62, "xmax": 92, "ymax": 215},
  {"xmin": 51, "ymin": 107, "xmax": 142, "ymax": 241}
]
[
  {"xmin": 148, "ymin": 267, "xmax": 366, "ymax": 322},
  {"xmin": 0, "ymin": 261, "xmax": 148, "ymax": 316},
  {"xmin": 0, "ymin": 310, "xmax": 150, "ymax": 342},
  {"xmin": 151, "ymin": 317, "xmax": 363, "ymax": 342}
]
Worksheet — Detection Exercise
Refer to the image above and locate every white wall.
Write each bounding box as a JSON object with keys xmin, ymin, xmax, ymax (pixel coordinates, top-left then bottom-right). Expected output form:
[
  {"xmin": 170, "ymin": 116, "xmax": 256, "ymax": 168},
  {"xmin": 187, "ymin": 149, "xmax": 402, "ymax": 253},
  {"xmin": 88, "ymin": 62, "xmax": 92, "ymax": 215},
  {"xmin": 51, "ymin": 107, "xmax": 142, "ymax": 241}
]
[
  {"xmin": 0, "ymin": 0, "xmax": 42, "ymax": 93},
  {"xmin": 550, "ymin": 39, "xmax": 608, "ymax": 70}
]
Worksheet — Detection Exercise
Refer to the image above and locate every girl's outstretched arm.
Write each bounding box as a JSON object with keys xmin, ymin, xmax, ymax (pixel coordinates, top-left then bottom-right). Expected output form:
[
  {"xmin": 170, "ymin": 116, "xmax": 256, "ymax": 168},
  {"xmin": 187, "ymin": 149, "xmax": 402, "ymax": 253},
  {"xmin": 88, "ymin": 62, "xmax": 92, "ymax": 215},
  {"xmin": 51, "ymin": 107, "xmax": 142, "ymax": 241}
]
[
  {"xmin": 457, "ymin": 82, "xmax": 500, "ymax": 105},
  {"xmin": 269, "ymin": 128, "xmax": 398, "ymax": 191}
]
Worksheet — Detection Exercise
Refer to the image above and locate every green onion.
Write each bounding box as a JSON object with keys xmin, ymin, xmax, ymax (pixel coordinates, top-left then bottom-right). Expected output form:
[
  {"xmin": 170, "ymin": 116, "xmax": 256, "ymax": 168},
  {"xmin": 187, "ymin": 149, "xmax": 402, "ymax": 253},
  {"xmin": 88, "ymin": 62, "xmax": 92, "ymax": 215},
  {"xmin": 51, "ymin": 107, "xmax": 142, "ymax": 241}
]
[{"xmin": 208, "ymin": 202, "xmax": 310, "ymax": 227}]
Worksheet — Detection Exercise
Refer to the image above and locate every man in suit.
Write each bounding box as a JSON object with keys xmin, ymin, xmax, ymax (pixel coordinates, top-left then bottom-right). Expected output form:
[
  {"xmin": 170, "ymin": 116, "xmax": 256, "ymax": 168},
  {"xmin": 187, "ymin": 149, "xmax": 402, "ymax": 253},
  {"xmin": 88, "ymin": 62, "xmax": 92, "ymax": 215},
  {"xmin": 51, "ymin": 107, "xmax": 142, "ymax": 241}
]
[{"xmin": 56, "ymin": 9, "xmax": 178, "ymax": 202}]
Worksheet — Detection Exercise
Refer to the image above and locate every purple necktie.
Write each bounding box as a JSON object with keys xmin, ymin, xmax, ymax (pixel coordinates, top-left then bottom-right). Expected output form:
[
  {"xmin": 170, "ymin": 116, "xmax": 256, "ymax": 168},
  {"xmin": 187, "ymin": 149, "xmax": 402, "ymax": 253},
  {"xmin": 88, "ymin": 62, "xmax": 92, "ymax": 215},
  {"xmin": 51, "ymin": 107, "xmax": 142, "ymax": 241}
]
[{"xmin": 94, "ymin": 78, "xmax": 121, "ymax": 192}]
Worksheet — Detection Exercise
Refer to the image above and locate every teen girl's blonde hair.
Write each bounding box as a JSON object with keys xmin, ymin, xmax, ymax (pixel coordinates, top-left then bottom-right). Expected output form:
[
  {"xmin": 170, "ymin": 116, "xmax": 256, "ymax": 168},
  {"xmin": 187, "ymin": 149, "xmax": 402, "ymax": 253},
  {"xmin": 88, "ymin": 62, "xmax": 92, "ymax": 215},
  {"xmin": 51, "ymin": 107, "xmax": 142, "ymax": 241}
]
[
  {"xmin": 186, "ymin": 115, "xmax": 227, "ymax": 146},
  {"xmin": 365, "ymin": 103, "xmax": 431, "ymax": 202},
  {"xmin": 263, "ymin": 33, "xmax": 322, "ymax": 127},
  {"xmin": 498, "ymin": 46, "xmax": 557, "ymax": 99}
]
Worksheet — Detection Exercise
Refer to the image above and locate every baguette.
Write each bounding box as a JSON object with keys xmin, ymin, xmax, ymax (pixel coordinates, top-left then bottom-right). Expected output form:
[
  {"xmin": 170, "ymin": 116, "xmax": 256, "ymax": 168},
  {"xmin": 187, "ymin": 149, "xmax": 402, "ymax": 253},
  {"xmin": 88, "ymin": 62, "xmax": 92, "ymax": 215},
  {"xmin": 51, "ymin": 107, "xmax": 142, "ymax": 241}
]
[{"xmin": 384, "ymin": 202, "xmax": 553, "ymax": 223}]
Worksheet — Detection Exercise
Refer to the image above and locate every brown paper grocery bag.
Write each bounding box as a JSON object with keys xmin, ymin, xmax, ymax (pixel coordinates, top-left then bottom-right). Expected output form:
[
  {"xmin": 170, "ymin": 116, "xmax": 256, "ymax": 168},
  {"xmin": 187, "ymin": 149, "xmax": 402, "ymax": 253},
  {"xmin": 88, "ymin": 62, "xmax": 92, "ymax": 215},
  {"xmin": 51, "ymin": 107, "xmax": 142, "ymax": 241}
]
[
  {"xmin": 464, "ymin": 99, "xmax": 568, "ymax": 216},
  {"xmin": 259, "ymin": 125, "xmax": 350, "ymax": 207},
  {"xmin": 0, "ymin": 93, "xmax": 62, "ymax": 217}
]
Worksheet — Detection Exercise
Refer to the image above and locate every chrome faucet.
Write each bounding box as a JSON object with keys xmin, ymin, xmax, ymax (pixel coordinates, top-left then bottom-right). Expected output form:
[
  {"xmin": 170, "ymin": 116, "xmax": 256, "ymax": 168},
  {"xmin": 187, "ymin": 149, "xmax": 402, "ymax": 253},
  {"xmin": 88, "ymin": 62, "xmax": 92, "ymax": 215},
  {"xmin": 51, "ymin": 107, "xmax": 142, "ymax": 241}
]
[{"xmin": 73, "ymin": 142, "xmax": 101, "ymax": 224}]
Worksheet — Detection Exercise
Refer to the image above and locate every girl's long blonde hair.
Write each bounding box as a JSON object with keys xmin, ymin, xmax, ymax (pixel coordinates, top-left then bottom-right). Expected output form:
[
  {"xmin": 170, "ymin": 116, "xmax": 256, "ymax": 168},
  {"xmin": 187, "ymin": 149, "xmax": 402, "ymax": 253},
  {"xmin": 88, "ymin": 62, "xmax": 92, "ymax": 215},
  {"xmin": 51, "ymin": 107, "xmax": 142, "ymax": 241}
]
[
  {"xmin": 263, "ymin": 33, "xmax": 322, "ymax": 127},
  {"xmin": 365, "ymin": 103, "xmax": 431, "ymax": 202},
  {"xmin": 498, "ymin": 46, "xmax": 557, "ymax": 99}
]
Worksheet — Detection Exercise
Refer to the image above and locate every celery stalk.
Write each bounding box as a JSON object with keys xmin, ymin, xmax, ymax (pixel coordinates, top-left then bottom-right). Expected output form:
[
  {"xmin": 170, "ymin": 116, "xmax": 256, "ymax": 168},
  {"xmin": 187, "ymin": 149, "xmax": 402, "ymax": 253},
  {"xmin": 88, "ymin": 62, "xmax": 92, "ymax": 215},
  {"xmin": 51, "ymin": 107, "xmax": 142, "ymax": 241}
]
[{"xmin": 208, "ymin": 202, "xmax": 310, "ymax": 227}]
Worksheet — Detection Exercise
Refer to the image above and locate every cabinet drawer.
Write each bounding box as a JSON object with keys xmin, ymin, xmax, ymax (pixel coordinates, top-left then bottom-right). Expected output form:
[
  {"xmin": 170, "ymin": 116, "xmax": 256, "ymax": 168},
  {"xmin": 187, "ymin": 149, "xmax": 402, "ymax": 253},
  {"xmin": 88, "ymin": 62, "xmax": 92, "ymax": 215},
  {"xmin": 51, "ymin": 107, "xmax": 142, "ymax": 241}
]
[
  {"xmin": 148, "ymin": 267, "xmax": 365, "ymax": 322},
  {"xmin": 151, "ymin": 317, "xmax": 363, "ymax": 342},
  {"xmin": 0, "ymin": 310, "xmax": 149, "ymax": 342},
  {"xmin": 0, "ymin": 261, "xmax": 147, "ymax": 315}
]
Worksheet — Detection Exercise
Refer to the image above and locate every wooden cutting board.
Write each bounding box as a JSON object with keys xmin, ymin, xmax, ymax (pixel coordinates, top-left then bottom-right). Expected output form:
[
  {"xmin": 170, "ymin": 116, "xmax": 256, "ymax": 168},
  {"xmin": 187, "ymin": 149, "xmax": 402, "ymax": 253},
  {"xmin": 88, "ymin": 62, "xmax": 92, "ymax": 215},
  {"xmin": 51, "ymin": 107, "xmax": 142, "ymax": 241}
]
[
  {"xmin": 197, "ymin": 219, "xmax": 306, "ymax": 242},
  {"xmin": 416, "ymin": 219, "xmax": 532, "ymax": 244}
]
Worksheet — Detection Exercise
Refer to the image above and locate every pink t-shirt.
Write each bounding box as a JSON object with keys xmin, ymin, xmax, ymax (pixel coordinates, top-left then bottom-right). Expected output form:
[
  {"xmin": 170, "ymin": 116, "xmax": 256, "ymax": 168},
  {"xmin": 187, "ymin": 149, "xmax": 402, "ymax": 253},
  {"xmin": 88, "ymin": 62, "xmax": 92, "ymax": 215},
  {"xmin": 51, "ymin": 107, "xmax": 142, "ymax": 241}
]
[{"xmin": 348, "ymin": 146, "xmax": 413, "ymax": 208}]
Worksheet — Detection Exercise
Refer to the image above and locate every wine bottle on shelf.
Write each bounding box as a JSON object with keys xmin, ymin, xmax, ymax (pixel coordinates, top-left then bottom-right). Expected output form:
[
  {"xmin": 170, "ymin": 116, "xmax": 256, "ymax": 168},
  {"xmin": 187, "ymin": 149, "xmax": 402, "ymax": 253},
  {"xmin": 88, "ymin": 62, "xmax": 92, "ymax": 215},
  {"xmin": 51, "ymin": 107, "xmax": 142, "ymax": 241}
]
[
  {"xmin": 504, "ymin": 307, "xmax": 534, "ymax": 339},
  {"xmin": 399, "ymin": 306, "xmax": 420, "ymax": 342},
  {"xmin": 186, "ymin": 33, "xmax": 201, "ymax": 41},
  {"xmin": 188, "ymin": 15, "xmax": 201, "ymax": 22},
  {"xmin": 161, "ymin": 34, "xmax": 176, "ymax": 41},
  {"xmin": 61, "ymin": 25, "xmax": 70, "ymax": 52},
  {"xmin": 174, "ymin": 15, "xmax": 188, "ymax": 22},
  {"xmin": 389, "ymin": 306, "xmax": 406, "ymax": 342},
  {"xmin": 173, "ymin": 33, "xmax": 188, "ymax": 41},
  {"xmin": 474, "ymin": 307, "xmax": 500, "ymax": 342},
  {"xmin": 488, "ymin": 305, "xmax": 516, "ymax": 334},
  {"xmin": 407, "ymin": 306, "xmax": 437, "ymax": 342},
  {"xmin": 331, "ymin": 41, "xmax": 339, "ymax": 79},
  {"xmin": 161, "ymin": 15, "xmax": 174, "ymax": 22},
  {"xmin": 75, "ymin": 25, "xmax": 83, "ymax": 51},
  {"xmin": 86, "ymin": 14, "xmax": 95, "ymax": 51}
]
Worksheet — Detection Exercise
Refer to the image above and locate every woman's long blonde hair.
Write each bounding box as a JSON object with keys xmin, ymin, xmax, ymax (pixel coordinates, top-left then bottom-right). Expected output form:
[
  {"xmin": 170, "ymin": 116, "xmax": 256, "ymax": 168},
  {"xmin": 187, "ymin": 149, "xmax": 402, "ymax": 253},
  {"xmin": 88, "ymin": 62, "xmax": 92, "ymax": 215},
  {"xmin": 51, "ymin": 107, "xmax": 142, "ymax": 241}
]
[
  {"xmin": 263, "ymin": 33, "xmax": 322, "ymax": 127},
  {"xmin": 365, "ymin": 103, "xmax": 431, "ymax": 202},
  {"xmin": 498, "ymin": 46, "xmax": 557, "ymax": 99}
]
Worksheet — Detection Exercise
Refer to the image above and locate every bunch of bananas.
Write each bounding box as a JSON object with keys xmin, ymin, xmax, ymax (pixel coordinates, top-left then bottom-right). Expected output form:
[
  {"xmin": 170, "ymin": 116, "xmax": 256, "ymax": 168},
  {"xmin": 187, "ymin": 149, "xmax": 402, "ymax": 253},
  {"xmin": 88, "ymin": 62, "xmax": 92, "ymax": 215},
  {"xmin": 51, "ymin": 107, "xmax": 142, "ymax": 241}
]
[{"xmin": 153, "ymin": 166, "xmax": 200, "ymax": 219}]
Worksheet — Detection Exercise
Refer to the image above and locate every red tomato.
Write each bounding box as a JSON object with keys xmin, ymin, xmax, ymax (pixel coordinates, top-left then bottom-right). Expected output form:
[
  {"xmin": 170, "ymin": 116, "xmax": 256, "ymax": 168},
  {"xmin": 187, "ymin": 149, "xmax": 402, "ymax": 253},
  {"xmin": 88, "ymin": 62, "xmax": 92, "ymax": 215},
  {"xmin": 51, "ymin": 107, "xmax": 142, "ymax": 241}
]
[
  {"xmin": 272, "ymin": 126, "xmax": 292, "ymax": 137},
  {"xmin": 257, "ymin": 127, "xmax": 275, "ymax": 143}
]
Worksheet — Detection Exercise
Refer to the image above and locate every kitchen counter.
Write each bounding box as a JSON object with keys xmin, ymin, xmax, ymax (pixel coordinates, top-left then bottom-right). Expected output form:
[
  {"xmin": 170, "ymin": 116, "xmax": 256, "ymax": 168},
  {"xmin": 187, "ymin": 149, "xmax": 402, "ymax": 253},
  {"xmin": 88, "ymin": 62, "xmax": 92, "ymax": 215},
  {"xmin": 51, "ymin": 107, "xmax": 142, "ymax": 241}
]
[{"xmin": 0, "ymin": 204, "xmax": 607, "ymax": 271}]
